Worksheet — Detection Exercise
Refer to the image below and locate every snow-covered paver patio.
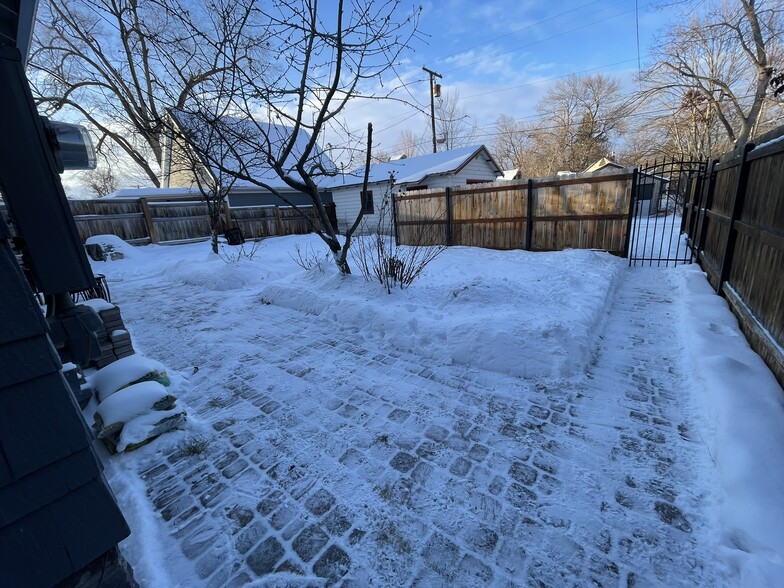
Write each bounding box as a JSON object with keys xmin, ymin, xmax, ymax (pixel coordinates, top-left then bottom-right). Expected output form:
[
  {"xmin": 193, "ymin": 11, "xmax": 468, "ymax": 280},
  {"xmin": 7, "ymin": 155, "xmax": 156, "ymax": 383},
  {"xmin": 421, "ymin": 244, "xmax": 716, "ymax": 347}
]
[{"xmin": 90, "ymin": 235, "xmax": 784, "ymax": 587}]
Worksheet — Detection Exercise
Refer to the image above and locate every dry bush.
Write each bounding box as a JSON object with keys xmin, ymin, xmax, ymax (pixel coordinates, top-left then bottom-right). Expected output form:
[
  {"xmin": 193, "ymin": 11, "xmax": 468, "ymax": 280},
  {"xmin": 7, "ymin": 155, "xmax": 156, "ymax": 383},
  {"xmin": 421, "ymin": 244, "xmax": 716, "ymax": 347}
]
[{"xmin": 351, "ymin": 195, "xmax": 445, "ymax": 294}]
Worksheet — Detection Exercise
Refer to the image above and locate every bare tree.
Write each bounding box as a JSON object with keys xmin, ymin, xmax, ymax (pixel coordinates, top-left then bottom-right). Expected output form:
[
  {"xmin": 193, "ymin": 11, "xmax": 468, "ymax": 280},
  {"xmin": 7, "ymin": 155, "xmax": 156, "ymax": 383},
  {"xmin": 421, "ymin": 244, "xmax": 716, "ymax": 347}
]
[
  {"xmin": 501, "ymin": 74, "xmax": 629, "ymax": 177},
  {"xmin": 161, "ymin": 1, "xmax": 259, "ymax": 254},
  {"xmin": 537, "ymin": 74, "xmax": 630, "ymax": 173},
  {"xmin": 81, "ymin": 166, "xmax": 120, "ymax": 198},
  {"xmin": 29, "ymin": 0, "xmax": 266, "ymax": 187},
  {"xmin": 492, "ymin": 114, "xmax": 534, "ymax": 172},
  {"xmin": 169, "ymin": 111, "xmax": 243, "ymax": 254},
  {"xmin": 179, "ymin": 0, "xmax": 421, "ymax": 275},
  {"xmin": 642, "ymin": 0, "xmax": 784, "ymax": 149},
  {"xmin": 435, "ymin": 90, "xmax": 478, "ymax": 150},
  {"xmin": 398, "ymin": 128, "xmax": 425, "ymax": 158}
]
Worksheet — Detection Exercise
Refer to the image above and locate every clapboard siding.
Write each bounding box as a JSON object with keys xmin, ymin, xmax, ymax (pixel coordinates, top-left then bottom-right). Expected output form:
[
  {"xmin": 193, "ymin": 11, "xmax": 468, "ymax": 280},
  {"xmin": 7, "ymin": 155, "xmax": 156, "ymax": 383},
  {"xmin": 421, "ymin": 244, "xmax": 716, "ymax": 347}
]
[{"xmin": 331, "ymin": 148, "xmax": 501, "ymax": 233}]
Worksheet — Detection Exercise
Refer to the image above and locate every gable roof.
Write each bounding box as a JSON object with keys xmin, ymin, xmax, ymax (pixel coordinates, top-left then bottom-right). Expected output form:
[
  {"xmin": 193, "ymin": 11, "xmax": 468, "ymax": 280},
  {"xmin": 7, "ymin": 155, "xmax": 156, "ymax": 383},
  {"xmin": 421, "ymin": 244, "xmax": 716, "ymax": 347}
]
[
  {"xmin": 168, "ymin": 109, "xmax": 337, "ymax": 190},
  {"xmin": 331, "ymin": 144, "xmax": 502, "ymax": 189},
  {"xmin": 583, "ymin": 157, "xmax": 625, "ymax": 174}
]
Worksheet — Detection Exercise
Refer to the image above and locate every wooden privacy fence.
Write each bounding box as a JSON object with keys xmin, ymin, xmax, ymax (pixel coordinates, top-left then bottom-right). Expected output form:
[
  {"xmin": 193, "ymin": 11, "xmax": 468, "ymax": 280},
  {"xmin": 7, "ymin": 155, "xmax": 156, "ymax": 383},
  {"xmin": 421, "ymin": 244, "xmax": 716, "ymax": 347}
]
[
  {"xmin": 60, "ymin": 197, "xmax": 336, "ymax": 245},
  {"xmin": 682, "ymin": 128, "xmax": 784, "ymax": 387},
  {"xmin": 394, "ymin": 171, "xmax": 634, "ymax": 255}
]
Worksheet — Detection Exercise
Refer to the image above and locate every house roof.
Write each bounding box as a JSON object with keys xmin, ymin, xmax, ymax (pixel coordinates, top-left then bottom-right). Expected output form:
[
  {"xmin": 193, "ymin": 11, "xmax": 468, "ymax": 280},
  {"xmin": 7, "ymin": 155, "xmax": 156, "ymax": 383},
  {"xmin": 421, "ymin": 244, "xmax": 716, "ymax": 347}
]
[
  {"xmin": 168, "ymin": 109, "xmax": 337, "ymax": 190},
  {"xmin": 330, "ymin": 144, "xmax": 502, "ymax": 189},
  {"xmin": 583, "ymin": 157, "xmax": 625, "ymax": 174},
  {"xmin": 107, "ymin": 187, "xmax": 201, "ymax": 199}
]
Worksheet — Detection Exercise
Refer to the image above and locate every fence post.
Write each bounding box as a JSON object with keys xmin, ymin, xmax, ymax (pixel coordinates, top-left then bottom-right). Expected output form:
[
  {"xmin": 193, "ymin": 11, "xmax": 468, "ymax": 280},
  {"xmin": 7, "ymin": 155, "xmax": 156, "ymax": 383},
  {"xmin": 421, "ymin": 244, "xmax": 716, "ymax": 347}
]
[
  {"xmin": 139, "ymin": 197, "xmax": 158, "ymax": 244},
  {"xmin": 391, "ymin": 194, "xmax": 400, "ymax": 245},
  {"xmin": 222, "ymin": 200, "xmax": 233, "ymax": 228},
  {"xmin": 623, "ymin": 168, "xmax": 639, "ymax": 262},
  {"xmin": 684, "ymin": 163, "xmax": 704, "ymax": 242},
  {"xmin": 694, "ymin": 158, "xmax": 718, "ymax": 254},
  {"xmin": 524, "ymin": 179, "xmax": 534, "ymax": 251},
  {"xmin": 274, "ymin": 205, "xmax": 285, "ymax": 235},
  {"xmin": 445, "ymin": 187, "xmax": 453, "ymax": 246},
  {"xmin": 326, "ymin": 202, "xmax": 338, "ymax": 232},
  {"xmin": 718, "ymin": 142, "xmax": 755, "ymax": 294}
]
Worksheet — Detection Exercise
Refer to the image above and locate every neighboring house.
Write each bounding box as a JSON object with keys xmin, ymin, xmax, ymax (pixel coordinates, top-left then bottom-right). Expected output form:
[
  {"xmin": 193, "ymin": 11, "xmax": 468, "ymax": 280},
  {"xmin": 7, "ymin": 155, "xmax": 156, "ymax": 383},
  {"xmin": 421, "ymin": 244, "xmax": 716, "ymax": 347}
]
[
  {"xmin": 161, "ymin": 110, "xmax": 335, "ymax": 208},
  {"xmin": 330, "ymin": 144, "xmax": 502, "ymax": 233},
  {"xmin": 583, "ymin": 157, "xmax": 626, "ymax": 174}
]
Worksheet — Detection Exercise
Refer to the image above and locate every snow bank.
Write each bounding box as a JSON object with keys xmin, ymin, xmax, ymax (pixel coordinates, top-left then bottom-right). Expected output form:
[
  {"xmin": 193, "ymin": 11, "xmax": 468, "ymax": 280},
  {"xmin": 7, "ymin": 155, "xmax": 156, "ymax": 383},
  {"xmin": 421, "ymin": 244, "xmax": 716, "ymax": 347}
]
[
  {"xmin": 166, "ymin": 257, "xmax": 262, "ymax": 292},
  {"xmin": 86, "ymin": 234, "xmax": 137, "ymax": 259},
  {"xmin": 90, "ymin": 355, "xmax": 170, "ymax": 402},
  {"xmin": 260, "ymin": 246, "xmax": 624, "ymax": 378},
  {"xmin": 677, "ymin": 265, "xmax": 784, "ymax": 584}
]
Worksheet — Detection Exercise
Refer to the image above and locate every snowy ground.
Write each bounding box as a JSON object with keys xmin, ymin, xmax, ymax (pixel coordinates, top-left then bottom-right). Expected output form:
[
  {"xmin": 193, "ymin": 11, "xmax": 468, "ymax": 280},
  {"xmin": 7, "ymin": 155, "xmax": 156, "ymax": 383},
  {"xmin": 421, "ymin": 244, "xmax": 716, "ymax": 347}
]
[{"xmin": 86, "ymin": 234, "xmax": 784, "ymax": 587}]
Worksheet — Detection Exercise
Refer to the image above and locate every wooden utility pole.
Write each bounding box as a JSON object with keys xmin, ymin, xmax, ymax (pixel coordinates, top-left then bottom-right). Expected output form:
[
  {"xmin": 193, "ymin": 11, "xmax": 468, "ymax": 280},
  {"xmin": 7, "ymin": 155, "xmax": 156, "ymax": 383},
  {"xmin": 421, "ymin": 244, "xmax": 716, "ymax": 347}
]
[{"xmin": 422, "ymin": 66, "xmax": 442, "ymax": 153}]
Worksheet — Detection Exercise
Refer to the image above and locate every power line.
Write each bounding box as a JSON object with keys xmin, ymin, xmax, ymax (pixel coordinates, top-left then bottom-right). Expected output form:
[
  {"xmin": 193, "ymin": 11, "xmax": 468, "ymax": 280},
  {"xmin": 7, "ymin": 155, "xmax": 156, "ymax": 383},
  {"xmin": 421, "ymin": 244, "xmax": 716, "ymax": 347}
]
[
  {"xmin": 380, "ymin": 88, "xmax": 771, "ymax": 154},
  {"xmin": 352, "ymin": 56, "xmax": 647, "ymax": 142}
]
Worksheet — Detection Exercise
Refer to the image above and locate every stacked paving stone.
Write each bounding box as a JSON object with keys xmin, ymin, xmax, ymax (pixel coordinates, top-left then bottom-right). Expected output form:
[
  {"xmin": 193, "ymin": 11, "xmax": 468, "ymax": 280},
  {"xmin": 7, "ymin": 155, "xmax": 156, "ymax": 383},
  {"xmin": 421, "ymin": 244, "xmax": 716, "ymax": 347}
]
[{"xmin": 92, "ymin": 304, "xmax": 135, "ymax": 369}]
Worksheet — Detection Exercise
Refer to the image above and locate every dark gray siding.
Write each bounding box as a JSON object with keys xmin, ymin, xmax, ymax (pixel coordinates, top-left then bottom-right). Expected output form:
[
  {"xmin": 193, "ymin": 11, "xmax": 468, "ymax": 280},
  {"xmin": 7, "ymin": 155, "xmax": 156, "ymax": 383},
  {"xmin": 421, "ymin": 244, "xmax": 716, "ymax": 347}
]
[
  {"xmin": 0, "ymin": 216, "xmax": 130, "ymax": 587},
  {"xmin": 228, "ymin": 189, "xmax": 333, "ymax": 207}
]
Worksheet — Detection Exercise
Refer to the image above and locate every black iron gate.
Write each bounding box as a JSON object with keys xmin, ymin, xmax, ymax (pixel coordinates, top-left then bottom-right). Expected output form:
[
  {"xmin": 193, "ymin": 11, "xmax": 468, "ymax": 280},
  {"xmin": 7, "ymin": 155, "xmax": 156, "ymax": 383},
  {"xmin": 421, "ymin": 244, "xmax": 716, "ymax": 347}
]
[{"xmin": 627, "ymin": 158, "xmax": 709, "ymax": 266}]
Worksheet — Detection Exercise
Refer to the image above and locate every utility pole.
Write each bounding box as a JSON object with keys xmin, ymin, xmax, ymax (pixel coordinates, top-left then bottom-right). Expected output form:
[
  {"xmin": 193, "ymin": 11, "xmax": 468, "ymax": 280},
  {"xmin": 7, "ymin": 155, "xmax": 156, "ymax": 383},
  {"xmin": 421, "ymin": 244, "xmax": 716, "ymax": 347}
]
[{"xmin": 422, "ymin": 66, "xmax": 442, "ymax": 154}]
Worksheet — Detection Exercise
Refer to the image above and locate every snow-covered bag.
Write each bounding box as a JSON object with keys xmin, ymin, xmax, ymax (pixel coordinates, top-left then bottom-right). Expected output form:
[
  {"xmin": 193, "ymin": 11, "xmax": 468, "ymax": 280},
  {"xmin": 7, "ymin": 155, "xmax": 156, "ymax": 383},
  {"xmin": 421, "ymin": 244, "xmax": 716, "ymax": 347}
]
[
  {"xmin": 93, "ymin": 381, "xmax": 177, "ymax": 439},
  {"xmin": 116, "ymin": 407, "xmax": 187, "ymax": 453},
  {"xmin": 91, "ymin": 354, "xmax": 171, "ymax": 402}
]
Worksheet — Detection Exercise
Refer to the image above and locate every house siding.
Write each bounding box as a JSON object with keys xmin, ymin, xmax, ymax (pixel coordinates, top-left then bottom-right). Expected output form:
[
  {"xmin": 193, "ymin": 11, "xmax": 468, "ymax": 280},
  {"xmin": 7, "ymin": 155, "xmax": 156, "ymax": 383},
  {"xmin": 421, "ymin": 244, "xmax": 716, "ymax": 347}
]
[
  {"xmin": 441, "ymin": 154, "xmax": 500, "ymax": 186},
  {"xmin": 331, "ymin": 151, "xmax": 500, "ymax": 234},
  {"xmin": 0, "ymin": 217, "xmax": 130, "ymax": 586},
  {"xmin": 331, "ymin": 181, "xmax": 396, "ymax": 234}
]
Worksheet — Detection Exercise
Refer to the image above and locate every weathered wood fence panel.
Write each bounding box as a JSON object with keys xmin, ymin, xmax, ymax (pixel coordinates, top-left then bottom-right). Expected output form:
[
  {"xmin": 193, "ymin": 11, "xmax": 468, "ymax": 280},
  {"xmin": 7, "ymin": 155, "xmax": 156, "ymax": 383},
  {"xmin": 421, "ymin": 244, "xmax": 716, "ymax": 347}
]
[
  {"xmin": 148, "ymin": 201, "xmax": 212, "ymax": 243},
  {"xmin": 394, "ymin": 172, "xmax": 633, "ymax": 254},
  {"xmin": 451, "ymin": 183, "xmax": 527, "ymax": 249},
  {"xmin": 684, "ymin": 129, "xmax": 784, "ymax": 388},
  {"xmin": 1, "ymin": 196, "xmax": 337, "ymax": 246},
  {"xmin": 68, "ymin": 199, "xmax": 149, "ymax": 244},
  {"xmin": 395, "ymin": 188, "xmax": 449, "ymax": 246}
]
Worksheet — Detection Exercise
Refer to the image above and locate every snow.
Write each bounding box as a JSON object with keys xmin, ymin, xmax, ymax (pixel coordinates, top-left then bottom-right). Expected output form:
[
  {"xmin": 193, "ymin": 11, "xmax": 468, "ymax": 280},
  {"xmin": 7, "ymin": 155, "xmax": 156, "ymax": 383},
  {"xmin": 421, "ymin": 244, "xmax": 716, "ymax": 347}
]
[
  {"xmin": 94, "ymin": 381, "xmax": 173, "ymax": 430},
  {"xmin": 78, "ymin": 297, "xmax": 116, "ymax": 312},
  {"xmin": 753, "ymin": 133, "xmax": 784, "ymax": 150},
  {"xmin": 86, "ymin": 233, "xmax": 138, "ymax": 260},
  {"xmin": 262, "ymin": 245, "xmax": 623, "ymax": 378},
  {"xmin": 106, "ymin": 187, "xmax": 201, "ymax": 199},
  {"xmin": 116, "ymin": 406, "xmax": 187, "ymax": 453},
  {"xmin": 169, "ymin": 109, "xmax": 337, "ymax": 189},
  {"xmin": 90, "ymin": 354, "xmax": 169, "ymax": 402},
  {"xmin": 88, "ymin": 233, "xmax": 783, "ymax": 587},
  {"xmin": 677, "ymin": 267, "xmax": 784, "ymax": 583},
  {"xmin": 330, "ymin": 144, "xmax": 493, "ymax": 188}
]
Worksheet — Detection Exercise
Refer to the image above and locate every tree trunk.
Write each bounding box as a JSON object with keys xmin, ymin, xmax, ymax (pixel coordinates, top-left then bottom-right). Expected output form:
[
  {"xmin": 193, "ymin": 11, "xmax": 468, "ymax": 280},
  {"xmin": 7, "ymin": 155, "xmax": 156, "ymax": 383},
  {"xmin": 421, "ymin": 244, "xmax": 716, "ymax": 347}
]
[{"xmin": 333, "ymin": 249, "xmax": 352, "ymax": 275}]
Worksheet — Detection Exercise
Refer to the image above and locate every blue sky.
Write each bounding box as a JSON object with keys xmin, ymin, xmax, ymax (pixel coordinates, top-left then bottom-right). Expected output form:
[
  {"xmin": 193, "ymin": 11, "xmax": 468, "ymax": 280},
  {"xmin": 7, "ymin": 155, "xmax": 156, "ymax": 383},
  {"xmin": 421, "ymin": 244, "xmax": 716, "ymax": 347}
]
[{"xmin": 348, "ymin": 0, "xmax": 674, "ymax": 155}]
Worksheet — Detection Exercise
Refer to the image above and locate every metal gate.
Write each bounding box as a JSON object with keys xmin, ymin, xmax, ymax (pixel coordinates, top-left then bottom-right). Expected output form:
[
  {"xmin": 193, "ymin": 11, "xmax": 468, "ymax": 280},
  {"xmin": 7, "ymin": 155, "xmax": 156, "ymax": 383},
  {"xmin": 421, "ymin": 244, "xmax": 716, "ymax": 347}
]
[{"xmin": 628, "ymin": 159, "xmax": 709, "ymax": 266}]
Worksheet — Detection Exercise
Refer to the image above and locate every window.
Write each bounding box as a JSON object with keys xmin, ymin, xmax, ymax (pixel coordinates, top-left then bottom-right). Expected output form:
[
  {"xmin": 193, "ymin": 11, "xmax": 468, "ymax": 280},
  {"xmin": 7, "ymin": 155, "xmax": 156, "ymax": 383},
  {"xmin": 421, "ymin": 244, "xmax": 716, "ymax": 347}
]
[
  {"xmin": 360, "ymin": 190, "xmax": 374, "ymax": 214},
  {"xmin": 407, "ymin": 185, "xmax": 428, "ymax": 192}
]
